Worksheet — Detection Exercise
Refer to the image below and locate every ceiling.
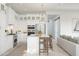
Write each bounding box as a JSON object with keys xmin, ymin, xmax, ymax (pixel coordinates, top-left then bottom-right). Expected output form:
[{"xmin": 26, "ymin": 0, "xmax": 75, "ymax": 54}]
[{"xmin": 6, "ymin": 3, "xmax": 79, "ymax": 14}]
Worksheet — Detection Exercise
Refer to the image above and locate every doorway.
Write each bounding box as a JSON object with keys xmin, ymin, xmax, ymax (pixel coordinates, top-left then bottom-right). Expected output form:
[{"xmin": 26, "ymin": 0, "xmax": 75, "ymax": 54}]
[
  {"xmin": 47, "ymin": 15, "xmax": 60, "ymax": 39},
  {"xmin": 54, "ymin": 16, "xmax": 60, "ymax": 40}
]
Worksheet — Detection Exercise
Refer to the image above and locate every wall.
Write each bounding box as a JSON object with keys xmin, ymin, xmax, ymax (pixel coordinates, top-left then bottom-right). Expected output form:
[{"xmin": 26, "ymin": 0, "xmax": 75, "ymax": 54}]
[
  {"xmin": 47, "ymin": 18, "xmax": 55, "ymax": 36},
  {"xmin": 60, "ymin": 11, "xmax": 79, "ymax": 37},
  {"xmin": 47, "ymin": 10, "xmax": 79, "ymax": 38},
  {"xmin": 54, "ymin": 19, "xmax": 60, "ymax": 39}
]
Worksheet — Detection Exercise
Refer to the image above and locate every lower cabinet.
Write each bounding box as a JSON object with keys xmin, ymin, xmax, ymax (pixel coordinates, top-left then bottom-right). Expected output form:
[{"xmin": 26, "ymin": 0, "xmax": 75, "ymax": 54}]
[
  {"xmin": 0, "ymin": 35, "xmax": 13, "ymax": 55},
  {"xmin": 27, "ymin": 36, "xmax": 39, "ymax": 55}
]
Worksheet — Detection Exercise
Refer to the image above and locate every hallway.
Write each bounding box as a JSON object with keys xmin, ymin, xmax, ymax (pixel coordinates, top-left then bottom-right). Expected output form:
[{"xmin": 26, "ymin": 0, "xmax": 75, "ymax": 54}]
[{"xmin": 5, "ymin": 39, "xmax": 69, "ymax": 56}]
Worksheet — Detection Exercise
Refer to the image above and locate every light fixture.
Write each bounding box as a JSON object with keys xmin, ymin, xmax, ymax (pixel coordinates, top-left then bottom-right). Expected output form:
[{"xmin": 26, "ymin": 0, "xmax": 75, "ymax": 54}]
[
  {"xmin": 40, "ymin": 4, "xmax": 44, "ymax": 21},
  {"xmin": 41, "ymin": 4, "xmax": 44, "ymax": 15},
  {"xmin": 40, "ymin": 4, "xmax": 47, "ymax": 22}
]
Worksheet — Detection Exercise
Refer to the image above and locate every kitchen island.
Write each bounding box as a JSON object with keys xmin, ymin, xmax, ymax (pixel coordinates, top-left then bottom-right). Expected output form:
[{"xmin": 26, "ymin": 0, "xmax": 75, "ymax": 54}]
[
  {"xmin": 26, "ymin": 35, "xmax": 39, "ymax": 55},
  {"xmin": 26, "ymin": 34, "xmax": 49, "ymax": 55}
]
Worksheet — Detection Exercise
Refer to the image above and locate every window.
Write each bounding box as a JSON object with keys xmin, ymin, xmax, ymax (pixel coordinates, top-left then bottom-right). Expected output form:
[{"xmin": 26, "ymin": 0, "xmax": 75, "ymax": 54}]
[
  {"xmin": 28, "ymin": 16, "xmax": 31, "ymax": 20},
  {"xmin": 1, "ymin": 4, "xmax": 4, "ymax": 11},
  {"xmin": 41, "ymin": 17, "xmax": 45, "ymax": 21},
  {"xmin": 36, "ymin": 16, "xmax": 40, "ymax": 20},
  {"xmin": 24, "ymin": 16, "xmax": 27, "ymax": 20},
  {"xmin": 32, "ymin": 16, "xmax": 35, "ymax": 20}
]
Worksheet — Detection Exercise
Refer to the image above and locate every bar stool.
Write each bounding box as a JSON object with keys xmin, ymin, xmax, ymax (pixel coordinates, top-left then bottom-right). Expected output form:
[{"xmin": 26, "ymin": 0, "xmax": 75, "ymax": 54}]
[
  {"xmin": 48, "ymin": 37, "xmax": 53, "ymax": 50},
  {"xmin": 39, "ymin": 37, "xmax": 49, "ymax": 56}
]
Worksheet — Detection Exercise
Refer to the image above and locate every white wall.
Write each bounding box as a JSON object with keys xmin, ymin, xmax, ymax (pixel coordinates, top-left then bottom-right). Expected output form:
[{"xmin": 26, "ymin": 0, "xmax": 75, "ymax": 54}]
[
  {"xmin": 47, "ymin": 19, "xmax": 55, "ymax": 36},
  {"xmin": 47, "ymin": 10, "xmax": 79, "ymax": 37},
  {"xmin": 60, "ymin": 11, "xmax": 79, "ymax": 37},
  {"xmin": 54, "ymin": 19, "xmax": 60, "ymax": 39}
]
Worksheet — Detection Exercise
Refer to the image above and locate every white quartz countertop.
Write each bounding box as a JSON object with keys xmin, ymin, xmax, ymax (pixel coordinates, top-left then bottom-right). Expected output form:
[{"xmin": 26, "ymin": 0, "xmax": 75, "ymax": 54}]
[
  {"xmin": 27, "ymin": 34, "xmax": 49, "ymax": 37},
  {"xmin": 39, "ymin": 34, "xmax": 49, "ymax": 37}
]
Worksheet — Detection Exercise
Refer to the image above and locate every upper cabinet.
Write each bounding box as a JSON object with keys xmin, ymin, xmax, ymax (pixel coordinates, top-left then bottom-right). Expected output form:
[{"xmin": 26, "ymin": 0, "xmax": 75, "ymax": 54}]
[
  {"xmin": 18, "ymin": 14, "xmax": 47, "ymax": 22},
  {"xmin": 5, "ymin": 6, "xmax": 18, "ymax": 25},
  {"xmin": 1, "ymin": 4, "xmax": 4, "ymax": 11},
  {"xmin": 0, "ymin": 4, "xmax": 7, "ymax": 26},
  {"xmin": 0, "ymin": 4, "xmax": 18, "ymax": 25},
  {"xmin": 0, "ymin": 4, "xmax": 5, "ymax": 11},
  {"xmin": 0, "ymin": 4, "xmax": 8, "ymax": 14}
]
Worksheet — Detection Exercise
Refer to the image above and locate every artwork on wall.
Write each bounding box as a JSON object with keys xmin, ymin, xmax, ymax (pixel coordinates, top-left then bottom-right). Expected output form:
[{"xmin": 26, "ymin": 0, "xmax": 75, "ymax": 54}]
[
  {"xmin": 28, "ymin": 16, "xmax": 31, "ymax": 20},
  {"xmin": 32, "ymin": 16, "xmax": 35, "ymax": 20},
  {"xmin": 74, "ymin": 21, "xmax": 79, "ymax": 31},
  {"xmin": 24, "ymin": 16, "xmax": 27, "ymax": 20},
  {"xmin": 72, "ymin": 18, "xmax": 79, "ymax": 32},
  {"xmin": 36, "ymin": 16, "xmax": 40, "ymax": 20}
]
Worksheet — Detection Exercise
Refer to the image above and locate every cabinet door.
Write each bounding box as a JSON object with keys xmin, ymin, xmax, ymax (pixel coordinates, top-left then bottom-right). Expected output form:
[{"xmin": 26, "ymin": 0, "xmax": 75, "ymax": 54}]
[
  {"xmin": 37, "ymin": 24, "xmax": 46, "ymax": 34},
  {"xmin": 0, "ymin": 11, "xmax": 8, "ymax": 55},
  {"xmin": 27, "ymin": 37, "xmax": 39, "ymax": 55},
  {"xmin": 0, "ymin": 38, "xmax": 7, "ymax": 55},
  {"xmin": 0, "ymin": 39, "xmax": 3, "ymax": 55},
  {"xmin": 0, "ymin": 39, "xmax": 1, "ymax": 55}
]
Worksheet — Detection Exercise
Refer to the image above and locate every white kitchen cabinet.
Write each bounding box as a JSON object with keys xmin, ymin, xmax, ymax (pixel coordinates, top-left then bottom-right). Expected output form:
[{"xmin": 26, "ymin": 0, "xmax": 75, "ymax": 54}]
[
  {"xmin": 17, "ymin": 32, "xmax": 27, "ymax": 43},
  {"xmin": 0, "ymin": 4, "xmax": 19, "ymax": 55},
  {"xmin": 6, "ymin": 35, "xmax": 14, "ymax": 49},
  {"xmin": 6, "ymin": 7, "xmax": 17, "ymax": 25},
  {"xmin": 26, "ymin": 36, "xmax": 39, "ymax": 55},
  {"xmin": 0, "ymin": 10, "xmax": 9, "ymax": 55},
  {"xmin": 0, "ymin": 35, "xmax": 13, "ymax": 55},
  {"xmin": 0, "ymin": 9, "xmax": 6, "ymax": 53},
  {"xmin": 0, "ymin": 4, "xmax": 13, "ymax": 55}
]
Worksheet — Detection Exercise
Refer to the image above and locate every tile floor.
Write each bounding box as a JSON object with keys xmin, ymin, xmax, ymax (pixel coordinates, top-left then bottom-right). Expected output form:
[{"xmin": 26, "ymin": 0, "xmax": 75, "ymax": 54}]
[{"xmin": 5, "ymin": 39, "xmax": 69, "ymax": 56}]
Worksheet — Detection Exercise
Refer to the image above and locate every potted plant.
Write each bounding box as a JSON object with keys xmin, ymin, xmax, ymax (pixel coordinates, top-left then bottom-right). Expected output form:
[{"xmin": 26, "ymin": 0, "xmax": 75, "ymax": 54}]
[{"xmin": 38, "ymin": 31, "xmax": 42, "ymax": 36}]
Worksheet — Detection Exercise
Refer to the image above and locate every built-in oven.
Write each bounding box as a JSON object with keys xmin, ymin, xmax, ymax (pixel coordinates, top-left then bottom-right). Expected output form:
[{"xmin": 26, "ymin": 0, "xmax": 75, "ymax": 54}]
[{"xmin": 27, "ymin": 25, "xmax": 36, "ymax": 36}]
